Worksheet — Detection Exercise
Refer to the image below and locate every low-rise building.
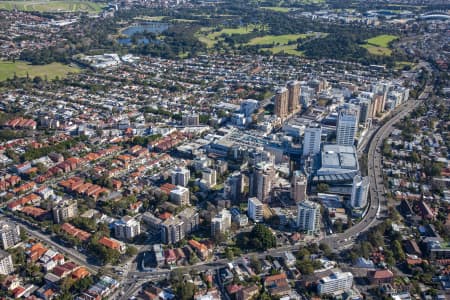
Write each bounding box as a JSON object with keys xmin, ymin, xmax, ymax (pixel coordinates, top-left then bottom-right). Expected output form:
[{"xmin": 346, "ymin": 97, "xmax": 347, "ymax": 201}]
[{"xmin": 317, "ymin": 271, "xmax": 353, "ymax": 295}]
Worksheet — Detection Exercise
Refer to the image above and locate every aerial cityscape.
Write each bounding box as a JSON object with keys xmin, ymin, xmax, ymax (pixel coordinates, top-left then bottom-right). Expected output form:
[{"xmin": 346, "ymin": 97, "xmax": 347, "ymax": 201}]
[{"xmin": 0, "ymin": 0, "xmax": 448, "ymax": 299}]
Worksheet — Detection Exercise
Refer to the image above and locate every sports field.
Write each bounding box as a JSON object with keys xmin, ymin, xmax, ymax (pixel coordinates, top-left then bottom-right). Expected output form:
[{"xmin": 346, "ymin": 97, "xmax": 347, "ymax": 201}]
[
  {"xmin": 247, "ymin": 34, "xmax": 310, "ymax": 46},
  {"xmin": 263, "ymin": 44, "xmax": 304, "ymax": 56},
  {"xmin": 362, "ymin": 34, "xmax": 398, "ymax": 56},
  {"xmin": 0, "ymin": 1, "xmax": 105, "ymax": 13},
  {"xmin": 366, "ymin": 35, "xmax": 399, "ymax": 47},
  {"xmin": 260, "ymin": 6, "xmax": 291, "ymax": 12},
  {"xmin": 196, "ymin": 24, "xmax": 267, "ymax": 48},
  {"xmin": 0, "ymin": 61, "xmax": 80, "ymax": 81}
]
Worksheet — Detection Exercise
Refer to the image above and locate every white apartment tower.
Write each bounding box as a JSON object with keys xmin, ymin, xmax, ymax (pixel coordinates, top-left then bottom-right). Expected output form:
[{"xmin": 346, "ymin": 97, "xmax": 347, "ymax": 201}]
[
  {"xmin": 114, "ymin": 216, "xmax": 141, "ymax": 240},
  {"xmin": 170, "ymin": 185, "xmax": 190, "ymax": 206},
  {"xmin": 211, "ymin": 209, "xmax": 232, "ymax": 237},
  {"xmin": 0, "ymin": 221, "xmax": 21, "ymax": 250},
  {"xmin": 350, "ymin": 175, "xmax": 370, "ymax": 209},
  {"xmin": 303, "ymin": 124, "xmax": 322, "ymax": 157},
  {"xmin": 171, "ymin": 167, "xmax": 190, "ymax": 187},
  {"xmin": 297, "ymin": 200, "xmax": 321, "ymax": 235},
  {"xmin": 336, "ymin": 106, "xmax": 359, "ymax": 146},
  {"xmin": 248, "ymin": 197, "xmax": 264, "ymax": 223},
  {"xmin": 317, "ymin": 271, "xmax": 353, "ymax": 295},
  {"xmin": 202, "ymin": 168, "xmax": 217, "ymax": 187},
  {"xmin": 0, "ymin": 250, "xmax": 14, "ymax": 275}
]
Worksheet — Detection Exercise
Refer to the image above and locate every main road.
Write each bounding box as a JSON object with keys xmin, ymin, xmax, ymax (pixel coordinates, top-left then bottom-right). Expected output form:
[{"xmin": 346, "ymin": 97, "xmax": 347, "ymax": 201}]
[
  {"xmin": 117, "ymin": 95, "xmax": 426, "ymax": 299},
  {"xmin": 320, "ymin": 98, "xmax": 421, "ymax": 250}
]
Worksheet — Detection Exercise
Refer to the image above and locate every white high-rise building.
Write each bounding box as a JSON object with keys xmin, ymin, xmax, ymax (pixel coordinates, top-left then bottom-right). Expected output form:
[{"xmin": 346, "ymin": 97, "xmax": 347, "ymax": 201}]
[
  {"xmin": 114, "ymin": 216, "xmax": 141, "ymax": 240},
  {"xmin": 291, "ymin": 171, "xmax": 307, "ymax": 202},
  {"xmin": 211, "ymin": 209, "xmax": 232, "ymax": 237},
  {"xmin": 0, "ymin": 250, "xmax": 13, "ymax": 275},
  {"xmin": 303, "ymin": 125, "xmax": 322, "ymax": 157},
  {"xmin": 317, "ymin": 271, "xmax": 353, "ymax": 295},
  {"xmin": 297, "ymin": 200, "xmax": 320, "ymax": 235},
  {"xmin": 0, "ymin": 221, "xmax": 21, "ymax": 250},
  {"xmin": 202, "ymin": 168, "xmax": 217, "ymax": 187},
  {"xmin": 336, "ymin": 106, "xmax": 359, "ymax": 146},
  {"xmin": 350, "ymin": 175, "xmax": 370, "ymax": 209},
  {"xmin": 171, "ymin": 167, "xmax": 190, "ymax": 187},
  {"xmin": 170, "ymin": 185, "xmax": 190, "ymax": 206},
  {"xmin": 248, "ymin": 197, "xmax": 264, "ymax": 223}
]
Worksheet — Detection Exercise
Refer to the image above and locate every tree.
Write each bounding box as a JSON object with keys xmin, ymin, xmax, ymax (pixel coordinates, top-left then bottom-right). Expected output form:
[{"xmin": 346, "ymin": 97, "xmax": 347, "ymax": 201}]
[
  {"xmin": 249, "ymin": 224, "xmax": 276, "ymax": 250},
  {"xmin": 176, "ymin": 281, "xmax": 195, "ymax": 300},
  {"xmin": 392, "ymin": 240, "xmax": 406, "ymax": 262},
  {"xmin": 296, "ymin": 248, "xmax": 310, "ymax": 260},
  {"xmin": 319, "ymin": 243, "xmax": 332, "ymax": 257},
  {"xmin": 249, "ymin": 255, "xmax": 262, "ymax": 274},
  {"xmin": 126, "ymin": 245, "xmax": 138, "ymax": 257},
  {"xmin": 225, "ymin": 247, "xmax": 234, "ymax": 260},
  {"xmin": 316, "ymin": 183, "xmax": 329, "ymax": 193}
]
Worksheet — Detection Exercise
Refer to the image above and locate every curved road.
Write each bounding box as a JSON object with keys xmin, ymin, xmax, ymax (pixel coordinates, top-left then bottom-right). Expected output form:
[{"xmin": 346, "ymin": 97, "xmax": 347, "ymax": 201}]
[
  {"xmin": 117, "ymin": 98, "xmax": 424, "ymax": 299},
  {"xmin": 321, "ymin": 98, "xmax": 421, "ymax": 250}
]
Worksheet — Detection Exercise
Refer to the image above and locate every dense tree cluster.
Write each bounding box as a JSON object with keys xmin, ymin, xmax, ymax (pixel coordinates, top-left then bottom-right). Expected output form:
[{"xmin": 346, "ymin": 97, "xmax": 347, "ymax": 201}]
[{"xmin": 237, "ymin": 224, "xmax": 276, "ymax": 250}]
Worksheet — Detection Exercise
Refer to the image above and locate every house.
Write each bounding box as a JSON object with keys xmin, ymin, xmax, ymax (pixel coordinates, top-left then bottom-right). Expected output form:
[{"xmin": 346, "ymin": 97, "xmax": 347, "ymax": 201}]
[
  {"xmin": 1, "ymin": 275, "xmax": 21, "ymax": 291},
  {"xmin": 61, "ymin": 223, "xmax": 91, "ymax": 242},
  {"xmin": 98, "ymin": 237, "xmax": 126, "ymax": 254},
  {"xmin": 27, "ymin": 243, "xmax": 48, "ymax": 263},
  {"xmin": 188, "ymin": 240, "xmax": 209, "ymax": 260},
  {"xmin": 72, "ymin": 267, "xmax": 90, "ymax": 280},
  {"xmin": 368, "ymin": 269, "xmax": 394, "ymax": 285},
  {"xmin": 264, "ymin": 273, "xmax": 291, "ymax": 297},
  {"xmin": 164, "ymin": 249, "xmax": 177, "ymax": 265},
  {"xmin": 236, "ymin": 285, "xmax": 259, "ymax": 300}
]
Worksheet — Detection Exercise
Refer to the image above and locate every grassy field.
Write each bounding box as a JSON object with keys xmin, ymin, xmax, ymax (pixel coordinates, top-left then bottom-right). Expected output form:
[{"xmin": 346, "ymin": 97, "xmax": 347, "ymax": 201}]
[
  {"xmin": 263, "ymin": 44, "xmax": 304, "ymax": 56},
  {"xmin": 0, "ymin": 0, "xmax": 105, "ymax": 13},
  {"xmin": 395, "ymin": 61, "xmax": 415, "ymax": 70},
  {"xmin": 171, "ymin": 18, "xmax": 196, "ymax": 23},
  {"xmin": 0, "ymin": 61, "xmax": 80, "ymax": 81},
  {"xmin": 247, "ymin": 33, "xmax": 310, "ymax": 46},
  {"xmin": 361, "ymin": 34, "xmax": 398, "ymax": 56},
  {"xmin": 366, "ymin": 34, "xmax": 399, "ymax": 47},
  {"xmin": 134, "ymin": 16, "xmax": 166, "ymax": 21},
  {"xmin": 196, "ymin": 25, "xmax": 266, "ymax": 48},
  {"xmin": 260, "ymin": 6, "xmax": 291, "ymax": 12},
  {"xmin": 362, "ymin": 45, "xmax": 392, "ymax": 56}
]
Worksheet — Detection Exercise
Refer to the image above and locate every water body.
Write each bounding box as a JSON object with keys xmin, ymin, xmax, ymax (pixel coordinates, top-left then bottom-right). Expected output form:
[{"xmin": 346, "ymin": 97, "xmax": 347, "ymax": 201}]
[{"xmin": 118, "ymin": 22, "xmax": 169, "ymax": 45}]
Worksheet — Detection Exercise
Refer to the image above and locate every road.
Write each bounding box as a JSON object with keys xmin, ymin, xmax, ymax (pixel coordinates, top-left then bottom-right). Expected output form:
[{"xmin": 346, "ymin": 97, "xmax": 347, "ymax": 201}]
[
  {"xmin": 320, "ymin": 98, "xmax": 422, "ymax": 250},
  {"xmin": 6, "ymin": 213, "xmax": 100, "ymax": 273},
  {"xmin": 117, "ymin": 96, "xmax": 426, "ymax": 299}
]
